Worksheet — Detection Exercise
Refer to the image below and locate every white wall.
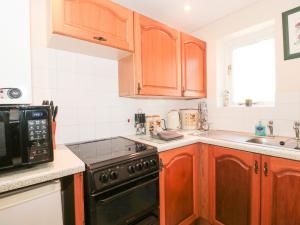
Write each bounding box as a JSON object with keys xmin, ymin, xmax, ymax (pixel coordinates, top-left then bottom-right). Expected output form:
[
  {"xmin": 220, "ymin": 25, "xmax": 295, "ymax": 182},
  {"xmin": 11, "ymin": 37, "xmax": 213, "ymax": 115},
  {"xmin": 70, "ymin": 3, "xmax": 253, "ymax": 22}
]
[
  {"xmin": 30, "ymin": 0, "xmax": 199, "ymax": 144},
  {"xmin": 31, "ymin": 48, "xmax": 198, "ymax": 144},
  {"xmin": 194, "ymin": 0, "xmax": 300, "ymax": 137}
]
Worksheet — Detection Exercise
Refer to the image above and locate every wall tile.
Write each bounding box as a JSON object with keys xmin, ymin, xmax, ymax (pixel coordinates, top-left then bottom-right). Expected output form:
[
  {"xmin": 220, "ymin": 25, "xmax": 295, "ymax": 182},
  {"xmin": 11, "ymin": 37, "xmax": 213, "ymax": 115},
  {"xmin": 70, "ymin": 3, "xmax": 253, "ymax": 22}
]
[{"xmin": 31, "ymin": 48, "xmax": 200, "ymax": 144}]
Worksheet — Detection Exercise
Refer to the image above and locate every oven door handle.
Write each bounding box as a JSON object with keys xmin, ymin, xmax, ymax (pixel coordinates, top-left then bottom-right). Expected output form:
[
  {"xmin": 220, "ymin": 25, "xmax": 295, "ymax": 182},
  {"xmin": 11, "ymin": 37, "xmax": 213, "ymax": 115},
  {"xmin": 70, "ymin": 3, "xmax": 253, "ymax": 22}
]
[{"xmin": 93, "ymin": 177, "xmax": 158, "ymax": 204}]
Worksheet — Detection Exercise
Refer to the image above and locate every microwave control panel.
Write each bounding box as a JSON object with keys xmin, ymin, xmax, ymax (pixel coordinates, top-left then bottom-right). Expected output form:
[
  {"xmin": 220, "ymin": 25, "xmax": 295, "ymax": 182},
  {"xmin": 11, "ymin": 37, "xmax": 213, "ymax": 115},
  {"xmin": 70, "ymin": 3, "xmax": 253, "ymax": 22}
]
[{"xmin": 25, "ymin": 110, "xmax": 51, "ymax": 162}]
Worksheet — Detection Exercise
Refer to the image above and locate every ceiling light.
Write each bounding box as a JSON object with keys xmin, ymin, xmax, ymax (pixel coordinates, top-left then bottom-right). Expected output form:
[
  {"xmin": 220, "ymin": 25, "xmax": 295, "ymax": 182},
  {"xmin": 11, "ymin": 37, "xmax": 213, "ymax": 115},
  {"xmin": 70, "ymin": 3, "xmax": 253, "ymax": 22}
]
[{"xmin": 184, "ymin": 4, "xmax": 191, "ymax": 12}]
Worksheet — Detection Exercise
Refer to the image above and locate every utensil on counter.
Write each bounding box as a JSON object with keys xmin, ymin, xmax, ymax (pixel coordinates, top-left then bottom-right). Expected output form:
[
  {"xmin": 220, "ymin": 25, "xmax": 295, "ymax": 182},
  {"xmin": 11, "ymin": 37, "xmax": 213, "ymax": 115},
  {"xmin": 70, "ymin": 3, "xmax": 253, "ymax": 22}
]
[
  {"xmin": 53, "ymin": 106, "xmax": 58, "ymax": 122},
  {"xmin": 42, "ymin": 100, "xmax": 58, "ymax": 122},
  {"xmin": 50, "ymin": 101, "xmax": 54, "ymax": 115},
  {"xmin": 42, "ymin": 100, "xmax": 58, "ymax": 149},
  {"xmin": 135, "ymin": 111, "xmax": 146, "ymax": 135}
]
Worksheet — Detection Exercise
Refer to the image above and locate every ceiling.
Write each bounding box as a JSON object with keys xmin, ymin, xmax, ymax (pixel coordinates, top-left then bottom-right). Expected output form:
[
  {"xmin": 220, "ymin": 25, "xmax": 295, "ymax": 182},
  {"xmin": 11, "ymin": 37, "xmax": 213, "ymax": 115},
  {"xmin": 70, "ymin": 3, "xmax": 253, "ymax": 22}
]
[{"xmin": 113, "ymin": 0, "xmax": 261, "ymax": 32}]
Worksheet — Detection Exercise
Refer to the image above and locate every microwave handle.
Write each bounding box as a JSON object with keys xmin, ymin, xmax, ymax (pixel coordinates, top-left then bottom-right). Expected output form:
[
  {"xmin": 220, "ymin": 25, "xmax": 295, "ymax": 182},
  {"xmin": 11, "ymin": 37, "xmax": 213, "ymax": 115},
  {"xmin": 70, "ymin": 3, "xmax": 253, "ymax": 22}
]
[
  {"xmin": 8, "ymin": 120, "xmax": 22, "ymax": 166},
  {"xmin": 95, "ymin": 177, "xmax": 158, "ymax": 204}
]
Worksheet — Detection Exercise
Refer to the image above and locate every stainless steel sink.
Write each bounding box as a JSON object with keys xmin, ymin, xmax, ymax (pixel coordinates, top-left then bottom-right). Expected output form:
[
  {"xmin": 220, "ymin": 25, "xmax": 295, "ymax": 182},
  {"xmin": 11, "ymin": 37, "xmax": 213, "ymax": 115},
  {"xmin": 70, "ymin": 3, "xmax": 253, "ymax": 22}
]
[
  {"xmin": 246, "ymin": 137, "xmax": 300, "ymax": 150},
  {"xmin": 246, "ymin": 138, "xmax": 276, "ymax": 145}
]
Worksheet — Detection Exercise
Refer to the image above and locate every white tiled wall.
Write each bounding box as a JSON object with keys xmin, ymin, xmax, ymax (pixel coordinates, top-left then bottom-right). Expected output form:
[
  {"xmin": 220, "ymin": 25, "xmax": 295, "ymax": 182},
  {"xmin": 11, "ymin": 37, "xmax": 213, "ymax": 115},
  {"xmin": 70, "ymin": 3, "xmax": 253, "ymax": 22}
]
[
  {"xmin": 194, "ymin": 0, "xmax": 300, "ymax": 138},
  {"xmin": 207, "ymin": 93, "xmax": 300, "ymax": 137},
  {"xmin": 31, "ymin": 47, "xmax": 199, "ymax": 144}
]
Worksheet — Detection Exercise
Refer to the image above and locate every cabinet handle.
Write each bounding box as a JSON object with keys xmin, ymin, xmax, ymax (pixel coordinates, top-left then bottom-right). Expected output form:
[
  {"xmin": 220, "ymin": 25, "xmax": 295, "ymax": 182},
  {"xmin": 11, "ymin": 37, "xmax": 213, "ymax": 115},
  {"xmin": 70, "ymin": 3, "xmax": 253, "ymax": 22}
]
[
  {"xmin": 93, "ymin": 36, "xmax": 107, "ymax": 41},
  {"xmin": 137, "ymin": 83, "xmax": 142, "ymax": 95},
  {"xmin": 254, "ymin": 160, "xmax": 259, "ymax": 174},
  {"xmin": 264, "ymin": 162, "xmax": 268, "ymax": 176}
]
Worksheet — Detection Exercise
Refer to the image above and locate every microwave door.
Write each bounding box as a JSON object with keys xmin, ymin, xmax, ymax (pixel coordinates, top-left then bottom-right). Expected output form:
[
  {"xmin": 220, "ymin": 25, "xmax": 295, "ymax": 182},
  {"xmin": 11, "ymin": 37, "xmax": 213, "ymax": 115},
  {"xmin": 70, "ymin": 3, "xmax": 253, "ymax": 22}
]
[{"xmin": 0, "ymin": 111, "xmax": 13, "ymax": 169}]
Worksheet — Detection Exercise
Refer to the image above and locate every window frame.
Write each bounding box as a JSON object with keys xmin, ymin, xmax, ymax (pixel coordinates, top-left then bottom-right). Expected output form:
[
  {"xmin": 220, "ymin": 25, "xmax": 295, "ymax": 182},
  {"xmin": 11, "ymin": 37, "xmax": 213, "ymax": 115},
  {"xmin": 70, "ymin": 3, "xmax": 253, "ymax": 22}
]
[{"xmin": 223, "ymin": 25, "xmax": 276, "ymax": 107}]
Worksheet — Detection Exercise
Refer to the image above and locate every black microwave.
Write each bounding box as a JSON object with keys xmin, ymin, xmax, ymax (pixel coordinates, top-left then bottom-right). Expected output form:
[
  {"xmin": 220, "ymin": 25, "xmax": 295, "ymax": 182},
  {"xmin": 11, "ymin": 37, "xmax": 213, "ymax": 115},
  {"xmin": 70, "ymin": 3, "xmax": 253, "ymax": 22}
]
[{"xmin": 0, "ymin": 105, "xmax": 53, "ymax": 171}]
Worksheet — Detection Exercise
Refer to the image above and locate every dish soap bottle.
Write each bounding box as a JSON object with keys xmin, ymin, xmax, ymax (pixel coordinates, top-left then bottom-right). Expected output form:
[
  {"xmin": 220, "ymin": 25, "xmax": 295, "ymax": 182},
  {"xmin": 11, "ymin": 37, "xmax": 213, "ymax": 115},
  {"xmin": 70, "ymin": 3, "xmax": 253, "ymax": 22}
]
[{"xmin": 255, "ymin": 121, "xmax": 266, "ymax": 136}]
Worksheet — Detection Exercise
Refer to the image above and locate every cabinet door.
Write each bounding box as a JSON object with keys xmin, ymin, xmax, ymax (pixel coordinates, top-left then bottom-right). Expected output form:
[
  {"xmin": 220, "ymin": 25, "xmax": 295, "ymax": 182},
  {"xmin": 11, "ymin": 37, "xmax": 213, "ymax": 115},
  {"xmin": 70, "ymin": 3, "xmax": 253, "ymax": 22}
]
[
  {"xmin": 160, "ymin": 144, "xmax": 199, "ymax": 225},
  {"xmin": 209, "ymin": 146, "xmax": 260, "ymax": 225},
  {"xmin": 181, "ymin": 33, "xmax": 206, "ymax": 98},
  {"xmin": 52, "ymin": 0, "xmax": 134, "ymax": 51},
  {"xmin": 134, "ymin": 13, "xmax": 181, "ymax": 96},
  {"xmin": 261, "ymin": 156, "xmax": 300, "ymax": 225}
]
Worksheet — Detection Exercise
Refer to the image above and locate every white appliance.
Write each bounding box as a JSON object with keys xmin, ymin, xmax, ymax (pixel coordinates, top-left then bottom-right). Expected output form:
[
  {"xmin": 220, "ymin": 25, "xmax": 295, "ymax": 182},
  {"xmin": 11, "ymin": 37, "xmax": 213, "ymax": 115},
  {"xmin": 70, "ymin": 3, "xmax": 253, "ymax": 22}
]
[
  {"xmin": 0, "ymin": 180, "xmax": 63, "ymax": 225},
  {"xmin": 167, "ymin": 110, "xmax": 181, "ymax": 130},
  {"xmin": 180, "ymin": 109, "xmax": 200, "ymax": 130},
  {"xmin": 0, "ymin": 0, "xmax": 32, "ymax": 104}
]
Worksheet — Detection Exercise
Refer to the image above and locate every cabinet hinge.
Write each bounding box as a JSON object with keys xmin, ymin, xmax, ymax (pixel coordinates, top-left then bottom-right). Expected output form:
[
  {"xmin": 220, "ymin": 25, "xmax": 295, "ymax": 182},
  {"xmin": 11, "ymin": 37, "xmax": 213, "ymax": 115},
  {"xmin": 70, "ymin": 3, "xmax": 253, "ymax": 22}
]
[
  {"xmin": 137, "ymin": 83, "xmax": 142, "ymax": 95},
  {"xmin": 159, "ymin": 159, "xmax": 164, "ymax": 171}
]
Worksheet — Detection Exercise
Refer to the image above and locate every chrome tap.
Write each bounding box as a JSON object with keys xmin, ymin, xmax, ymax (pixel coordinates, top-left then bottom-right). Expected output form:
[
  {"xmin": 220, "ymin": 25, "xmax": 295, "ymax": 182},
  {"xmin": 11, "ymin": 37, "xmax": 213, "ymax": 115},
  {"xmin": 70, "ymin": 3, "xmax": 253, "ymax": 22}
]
[
  {"xmin": 293, "ymin": 121, "xmax": 300, "ymax": 140},
  {"xmin": 267, "ymin": 120, "xmax": 274, "ymax": 137}
]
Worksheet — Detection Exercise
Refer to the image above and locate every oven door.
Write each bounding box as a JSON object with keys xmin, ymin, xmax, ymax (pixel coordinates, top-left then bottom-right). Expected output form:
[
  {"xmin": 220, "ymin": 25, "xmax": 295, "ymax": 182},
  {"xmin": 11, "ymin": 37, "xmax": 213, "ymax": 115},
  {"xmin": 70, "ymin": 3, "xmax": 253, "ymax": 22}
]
[
  {"xmin": 0, "ymin": 110, "xmax": 13, "ymax": 169},
  {"xmin": 88, "ymin": 173, "xmax": 159, "ymax": 225}
]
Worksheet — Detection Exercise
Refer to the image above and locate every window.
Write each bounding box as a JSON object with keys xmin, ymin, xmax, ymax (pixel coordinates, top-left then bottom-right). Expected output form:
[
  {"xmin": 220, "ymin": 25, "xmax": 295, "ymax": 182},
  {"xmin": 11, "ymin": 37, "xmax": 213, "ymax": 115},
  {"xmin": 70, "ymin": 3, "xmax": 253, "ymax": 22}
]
[{"xmin": 223, "ymin": 22, "xmax": 276, "ymax": 106}]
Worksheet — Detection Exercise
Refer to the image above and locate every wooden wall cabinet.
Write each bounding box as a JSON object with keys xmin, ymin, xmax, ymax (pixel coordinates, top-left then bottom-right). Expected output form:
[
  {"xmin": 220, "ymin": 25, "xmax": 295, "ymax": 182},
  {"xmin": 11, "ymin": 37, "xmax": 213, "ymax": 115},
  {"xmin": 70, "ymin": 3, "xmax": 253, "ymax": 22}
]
[
  {"xmin": 181, "ymin": 33, "xmax": 207, "ymax": 98},
  {"xmin": 118, "ymin": 19, "xmax": 207, "ymax": 99},
  {"xmin": 51, "ymin": 1, "xmax": 207, "ymax": 98},
  {"xmin": 119, "ymin": 13, "xmax": 182, "ymax": 97},
  {"xmin": 208, "ymin": 145, "xmax": 261, "ymax": 225},
  {"xmin": 159, "ymin": 144, "xmax": 200, "ymax": 225},
  {"xmin": 52, "ymin": 0, "xmax": 134, "ymax": 51}
]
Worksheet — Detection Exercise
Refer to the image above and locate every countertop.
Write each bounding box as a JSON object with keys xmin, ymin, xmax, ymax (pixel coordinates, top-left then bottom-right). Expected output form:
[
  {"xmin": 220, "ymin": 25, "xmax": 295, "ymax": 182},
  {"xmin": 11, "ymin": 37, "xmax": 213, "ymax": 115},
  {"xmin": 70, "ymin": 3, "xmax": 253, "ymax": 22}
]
[
  {"xmin": 123, "ymin": 130, "xmax": 300, "ymax": 161},
  {"xmin": 0, "ymin": 145, "xmax": 85, "ymax": 194}
]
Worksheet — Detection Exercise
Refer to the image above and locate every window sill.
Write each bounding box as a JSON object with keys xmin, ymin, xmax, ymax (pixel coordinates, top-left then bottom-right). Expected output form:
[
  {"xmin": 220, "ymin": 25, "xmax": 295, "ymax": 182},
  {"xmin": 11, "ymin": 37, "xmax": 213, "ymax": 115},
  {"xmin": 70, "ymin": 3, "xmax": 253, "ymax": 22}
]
[{"xmin": 221, "ymin": 104, "xmax": 275, "ymax": 108}]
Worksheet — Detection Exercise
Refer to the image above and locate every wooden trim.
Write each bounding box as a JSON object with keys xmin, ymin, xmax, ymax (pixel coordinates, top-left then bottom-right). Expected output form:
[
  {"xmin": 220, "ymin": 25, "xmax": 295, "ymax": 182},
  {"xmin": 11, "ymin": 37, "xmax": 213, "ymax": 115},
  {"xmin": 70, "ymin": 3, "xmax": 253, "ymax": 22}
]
[
  {"xmin": 134, "ymin": 12, "xmax": 142, "ymax": 96},
  {"xmin": 199, "ymin": 144, "xmax": 210, "ymax": 221},
  {"xmin": 74, "ymin": 173, "xmax": 85, "ymax": 225}
]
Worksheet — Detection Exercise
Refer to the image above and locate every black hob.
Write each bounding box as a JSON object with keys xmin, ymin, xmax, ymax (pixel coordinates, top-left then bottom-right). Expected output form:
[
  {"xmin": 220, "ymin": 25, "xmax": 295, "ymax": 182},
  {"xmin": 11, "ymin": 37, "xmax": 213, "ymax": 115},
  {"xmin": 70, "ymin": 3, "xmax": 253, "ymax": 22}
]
[{"xmin": 67, "ymin": 137, "xmax": 157, "ymax": 170}]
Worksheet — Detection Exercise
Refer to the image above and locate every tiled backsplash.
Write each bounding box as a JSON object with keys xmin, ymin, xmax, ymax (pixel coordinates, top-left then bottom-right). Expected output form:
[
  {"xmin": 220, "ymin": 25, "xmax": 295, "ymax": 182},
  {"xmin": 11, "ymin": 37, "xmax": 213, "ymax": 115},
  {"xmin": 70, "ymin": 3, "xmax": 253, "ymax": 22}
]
[
  {"xmin": 194, "ymin": 0, "xmax": 300, "ymax": 138},
  {"xmin": 207, "ymin": 92, "xmax": 300, "ymax": 137},
  {"xmin": 31, "ymin": 47, "xmax": 199, "ymax": 144}
]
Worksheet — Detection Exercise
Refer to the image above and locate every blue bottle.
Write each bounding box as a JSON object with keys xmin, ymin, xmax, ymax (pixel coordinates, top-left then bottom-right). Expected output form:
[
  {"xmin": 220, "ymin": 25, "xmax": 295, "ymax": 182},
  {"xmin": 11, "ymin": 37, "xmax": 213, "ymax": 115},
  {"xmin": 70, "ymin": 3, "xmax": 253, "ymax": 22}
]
[{"xmin": 255, "ymin": 121, "xmax": 266, "ymax": 136}]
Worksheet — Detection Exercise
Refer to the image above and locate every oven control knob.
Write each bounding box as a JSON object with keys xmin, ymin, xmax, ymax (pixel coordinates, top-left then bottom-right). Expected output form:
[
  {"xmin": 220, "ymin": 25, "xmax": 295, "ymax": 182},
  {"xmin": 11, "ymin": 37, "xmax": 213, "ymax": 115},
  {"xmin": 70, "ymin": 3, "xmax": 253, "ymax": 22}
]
[
  {"xmin": 110, "ymin": 171, "xmax": 118, "ymax": 180},
  {"xmin": 128, "ymin": 165, "xmax": 135, "ymax": 174},
  {"xmin": 143, "ymin": 161, "xmax": 150, "ymax": 169},
  {"xmin": 135, "ymin": 163, "xmax": 143, "ymax": 171},
  {"xmin": 150, "ymin": 159, "xmax": 157, "ymax": 167},
  {"xmin": 100, "ymin": 174, "xmax": 109, "ymax": 183}
]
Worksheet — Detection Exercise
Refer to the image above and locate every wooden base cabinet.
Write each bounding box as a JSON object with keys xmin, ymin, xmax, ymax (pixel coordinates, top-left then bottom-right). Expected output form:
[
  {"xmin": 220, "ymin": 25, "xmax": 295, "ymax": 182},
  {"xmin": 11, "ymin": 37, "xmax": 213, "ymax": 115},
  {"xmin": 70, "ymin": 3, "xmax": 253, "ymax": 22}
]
[
  {"xmin": 208, "ymin": 146, "xmax": 261, "ymax": 225},
  {"xmin": 208, "ymin": 145, "xmax": 300, "ymax": 225},
  {"xmin": 159, "ymin": 144, "xmax": 200, "ymax": 225},
  {"xmin": 261, "ymin": 156, "xmax": 300, "ymax": 225}
]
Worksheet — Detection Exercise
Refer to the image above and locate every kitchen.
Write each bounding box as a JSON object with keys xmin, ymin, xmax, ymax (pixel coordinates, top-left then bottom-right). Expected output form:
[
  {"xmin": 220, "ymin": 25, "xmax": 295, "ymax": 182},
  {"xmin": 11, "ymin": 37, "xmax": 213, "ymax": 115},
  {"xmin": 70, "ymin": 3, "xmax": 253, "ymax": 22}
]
[{"xmin": 1, "ymin": 0, "xmax": 300, "ymax": 225}]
